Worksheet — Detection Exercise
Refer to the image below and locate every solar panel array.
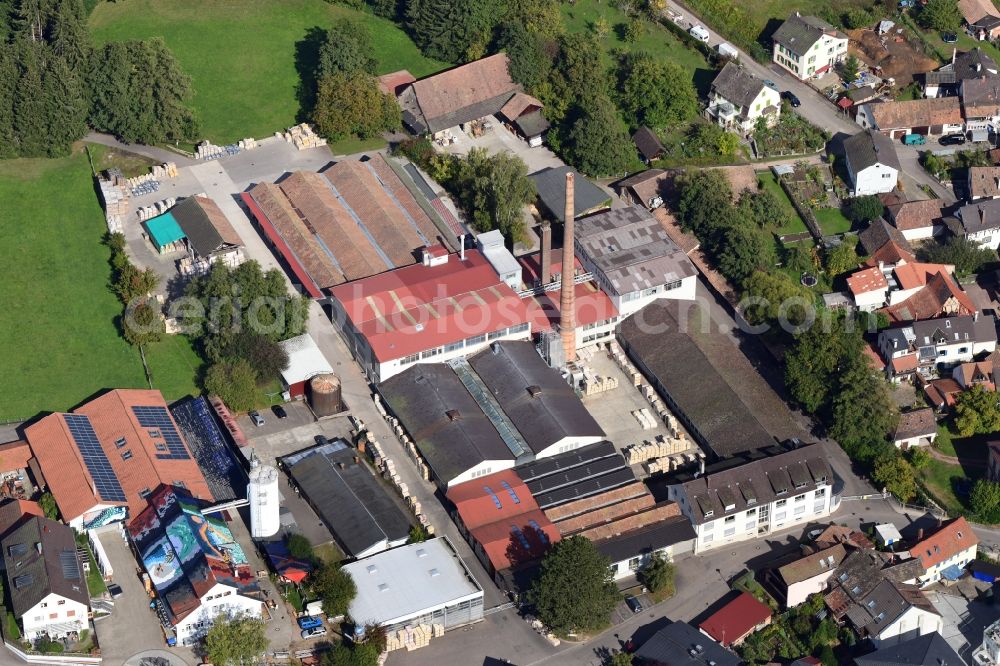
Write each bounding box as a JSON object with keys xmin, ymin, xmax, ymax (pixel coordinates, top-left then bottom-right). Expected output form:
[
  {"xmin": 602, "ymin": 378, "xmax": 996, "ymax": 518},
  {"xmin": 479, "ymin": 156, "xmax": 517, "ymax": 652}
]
[
  {"xmin": 59, "ymin": 551, "xmax": 81, "ymax": 580},
  {"xmin": 63, "ymin": 414, "xmax": 127, "ymax": 502},
  {"xmin": 171, "ymin": 397, "xmax": 244, "ymax": 502},
  {"xmin": 131, "ymin": 406, "xmax": 190, "ymax": 460}
]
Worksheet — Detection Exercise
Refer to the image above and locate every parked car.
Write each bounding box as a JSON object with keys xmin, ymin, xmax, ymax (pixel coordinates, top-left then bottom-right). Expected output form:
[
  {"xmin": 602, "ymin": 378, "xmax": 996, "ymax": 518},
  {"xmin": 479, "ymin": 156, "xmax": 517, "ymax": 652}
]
[
  {"xmin": 782, "ymin": 90, "xmax": 801, "ymax": 107},
  {"xmin": 107, "ymin": 583, "xmax": 123, "ymax": 599},
  {"xmin": 688, "ymin": 24, "xmax": 710, "ymax": 43},
  {"xmin": 297, "ymin": 616, "xmax": 323, "ymax": 630},
  {"xmin": 301, "ymin": 626, "xmax": 328, "ymax": 639},
  {"xmin": 942, "ymin": 32, "xmax": 958, "ymax": 44},
  {"xmin": 939, "ymin": 133, "xmax": 966, "ymax": 146},
  {"xmin": 902, "ymin": 133, "xmax": 927, "ymax": 145},
  {"xmin": 249, "ymin": 411, "xmax": 265, "ymax": 427},
  {"xmin": 625, "ymin": 596, "xmax": 643, "ymax": 614},
  {"xmin": 272, "ymin": 404, "xmax": 288, "ymax": 419}
]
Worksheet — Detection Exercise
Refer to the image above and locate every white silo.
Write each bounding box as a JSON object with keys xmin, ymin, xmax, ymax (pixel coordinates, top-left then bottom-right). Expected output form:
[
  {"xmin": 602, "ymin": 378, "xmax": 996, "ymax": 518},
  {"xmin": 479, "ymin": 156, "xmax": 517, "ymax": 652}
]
[{"xmin": 248, "ymin": 456, "xmax": 280, "ymax": 539}]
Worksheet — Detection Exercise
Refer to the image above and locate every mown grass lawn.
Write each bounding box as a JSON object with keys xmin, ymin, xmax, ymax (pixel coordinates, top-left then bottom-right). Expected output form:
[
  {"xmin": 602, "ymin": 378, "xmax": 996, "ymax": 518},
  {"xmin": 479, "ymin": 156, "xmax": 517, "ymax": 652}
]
[
  {"xmin": 758, "ymin": 172, "xmax": 809, "ymax": 235},
  {"xmin": 814, "ymin": 206, "xmax": 853, "ymax": 235},
  {"xmin": 89, "ymin": 0, "xmax": 448, "ymax": 144},
  {"xmin": 918, "ymin": 457, "xmax": 971, "ymax": 516},
  {"xmin": 0, "ymin": 147, "xmax": 199, "ymax": 421},
  {"xmin": 561, "ymin": 0, "xmax": 714, "ymax": 93}
]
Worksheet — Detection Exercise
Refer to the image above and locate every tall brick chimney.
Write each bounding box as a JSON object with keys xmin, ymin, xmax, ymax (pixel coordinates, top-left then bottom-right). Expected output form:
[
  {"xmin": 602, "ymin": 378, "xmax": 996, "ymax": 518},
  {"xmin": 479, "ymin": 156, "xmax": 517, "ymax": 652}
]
[
  {"xmin": 540, "ymin": 221, "xmax": 552, "ymax": 285},
  {"xmin": 560, "ymin": 172, "xmax": 577, "ymax": 364}
]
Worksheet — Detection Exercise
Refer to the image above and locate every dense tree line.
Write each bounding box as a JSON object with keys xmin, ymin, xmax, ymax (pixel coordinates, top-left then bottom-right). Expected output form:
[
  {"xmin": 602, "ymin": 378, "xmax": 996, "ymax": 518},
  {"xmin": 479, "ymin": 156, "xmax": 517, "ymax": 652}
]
[{"xmin": 0, "ymin": 0, "xmax": 198, "ymax": 159}]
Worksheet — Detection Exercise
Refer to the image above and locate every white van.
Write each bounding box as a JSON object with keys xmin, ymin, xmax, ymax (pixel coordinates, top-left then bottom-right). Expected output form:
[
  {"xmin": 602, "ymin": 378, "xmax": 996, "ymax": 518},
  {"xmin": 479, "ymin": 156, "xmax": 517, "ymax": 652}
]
[
  {"xmin": 689, "ymin": 25, "xmax": 710, "ymax": 43},
  {"xmin": 717, "ymin": 42, "xmax": 739, "ymax": 59}
]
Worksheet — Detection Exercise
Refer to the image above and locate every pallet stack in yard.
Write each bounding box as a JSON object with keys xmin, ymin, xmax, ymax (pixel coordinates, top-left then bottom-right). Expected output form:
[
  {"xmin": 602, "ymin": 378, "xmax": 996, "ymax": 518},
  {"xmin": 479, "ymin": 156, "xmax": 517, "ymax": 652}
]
[
  {"xmin": 385, "ymin": 623, "xmax": 446, "ymax": 651},
  {"xmin": 280, "ymin": 123, "xmax": 326, "ymax": 150}
]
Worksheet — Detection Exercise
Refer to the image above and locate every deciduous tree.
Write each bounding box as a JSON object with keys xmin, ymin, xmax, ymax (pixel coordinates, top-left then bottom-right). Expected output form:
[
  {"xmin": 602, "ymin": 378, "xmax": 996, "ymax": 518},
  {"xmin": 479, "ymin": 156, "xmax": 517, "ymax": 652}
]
[
  {"xmin": 824, "ymin": 237, "xmax": 860, "ymax": 277},
  {"xmin": 313, "ymin": 70, "xmax": 401, "ymax": 141},
  {"xmin": 565, "ymin": 94, "xmax": 638, "ymax": 176},
  {"xmin": 312, "ymin": 563, "xmax": 357, "ymax": 618},
  {"xmin": 847, "ymin": 195, "xmax": 883, "ymax": 224},
  {"xmin": 918, "ymin": 0, "xmax": 962, "ymax": 32},
  {"xmin": 204, "ymin": 615, "xmax": 268, "ymax": 666},
  {"xmin": 205, "ymin": 359, "xmax": 259, "ymax": 414},
  {"xmin": 873, "ymin": 453, "xmax": 917, "ymax": 501},
  {"xmin": 639, "ymin": 553, "xmax": 675, "ymax": 598},
  {"xmin": 831, "ymin": 353, "xmax": 897, "ymax": 462},
  {"xmin": 407, "ymin": 0, "xmax": 500, "ymax": 62},
  {"xmin": 529, "ymin": 536, "xmax": 620, "ymax": 635},
  {"xmin": 741, "ymin": 270, "xmax": 813, "ymax": 327},
  {"xmin": 955, "ymin": 384, "xmax": 1000, "ymax": 435},
  {"xmin": 970, "ymin": 479, "xmax": 1000, "ymax": 522},
  {"xmin": 616, "ymin": 52, "xmax": 698, "ymax": 129},
  {"xmin": 316, "ymin": 20, "xmax": 377, "ymax": 78},
  {"xmin": 920, "ymin": 236, "xmax": 996, "ymax": 278}
]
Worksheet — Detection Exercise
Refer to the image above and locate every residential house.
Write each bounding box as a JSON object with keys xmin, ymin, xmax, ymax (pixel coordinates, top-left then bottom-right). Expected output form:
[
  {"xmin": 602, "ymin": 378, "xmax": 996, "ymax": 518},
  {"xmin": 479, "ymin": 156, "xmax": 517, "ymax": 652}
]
[
  {"xmin": 960, "ymin": 76, "xmax": 1000, "ymax": 137},
  {"xmin": 848, "ymin": 266, "xmax": 890, "ymax": 312},
  {"xmin": 698, "ymin": 592, "xmax": 772, "ymax": 647},
  {"xmin": 633, "ymin": 127, "xmax": 666, "ymax": 164},
  {"xmin": 923, "ymin": 377, "xmax": 965, "ymax": 410},
  {"xmin": 825, "ymin": 550, "xmax": 941, "ymax": 647},
  {"xmin": 499, "ymin": 92, "xmax": 549, "ymax": 146},
  {"xmin": 855, "ymin": 632, "xmax": 966, "ymax": 666},
  {"xmin": 814, "ymin": 524, "xmax": 876, "ymax": 551},
  {"xmin": 706, "ymin": 62, "xmax": 781, "ymax": 135},
  {"xmin": 2, "ymin": 516, "xmax": 89, "ymax": 642},
  {"xmin": 959, "ymin": 0, "xmax": 1000, "ymax": 40},
  {"xmin": 908, "ymin": 516, "xmax": 979, "ymax": 586},
  {"xmin": 844, "ymin": 130, "xmax": 901, "ymax": 196},
  {"xmin": 668, "ymin": 444, "xmax": 835, "ymax": 554},
  {"xmin": 881, "ymin": 262, "xmax": 976, "ymax": 323},
  {"xmin": 969, "ymin": 166, "xmax": 1000, "ymax": 201},
  {"xmin": 877, "ymin": 314, "xmax": 997, "ymax": 381},
  {"xmin": 953, "ymin": 356, "xmax": 997, "ymax": 389},
  {"xmin": 766, "ymin": 544, "xmax": 849, "ymax": 608},
  {"xmin": 923, "ymin": 47, "xmax": 998, "ymax": 98},
  {"xmin": 128, "ymin": 486, "xmax": 262, "ymax": 646},
  {"xmin": 772, "ymin": 13, "xmax": 848, "ymax": 80},
  {"xmin": 615, "ymin": 169, "xmax": 671, "ymax": 210},
  {"xmin": 885, "ymin": 199, "xmax": 947, "ymax": 241},
  {"xmin": 891, "ymin": 409, "xmax": 937, "ymax": 449},
  {"xmin": 633, "ymin": 621, "xmax": 740, "ymax": 666},
  {"xmin": 855, "ymin": 98, "xmax": 964, "ymax": 139},
  {"xmin": 955, "ymin": 198, "xmax": 1000, "ymax": 249},
  {"xmin": 859, "ymin": 218, "xmax": 916, "ymax": 268}
]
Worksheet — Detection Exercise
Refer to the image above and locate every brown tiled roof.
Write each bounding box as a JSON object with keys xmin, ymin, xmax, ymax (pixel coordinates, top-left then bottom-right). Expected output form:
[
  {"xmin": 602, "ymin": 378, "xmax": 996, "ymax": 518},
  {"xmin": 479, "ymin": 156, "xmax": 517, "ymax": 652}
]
[
  {"xmin": 924, "ymin": 378, "xmax": 963, "ymax": 409},
  {"xmin": 377, "ymin": 69, "xmax": 415, "ymax": 96},
  {"xmin": 954, "ymin": 359, "xmax": 994, "ymax": 387},
  {"xmin": 814, "ymin": 525, "xmax": 875, "ymax": 550},
  {"xmin": 500, "ymin": 92, "xmax": 542, "ymax": 120},
  {"xmin": 653, "ymin": 208, "xmax": 700, "ymax": 254},
  {"xmin": 882, "ymin": 270, "xmax": 976, "ymax": 322},
  {"xmin": 911, "ymin": 517, "xmax": 978, "ymax": 569},
  {"xmin": 543, "ymin": 481, "xmax": 648, "ymax": 522},
  {"xmin": 893, "ymin": 408, "xmax": 937, "ymax": 441},
  {"xmin": 572, "ymin": 502, "xmax": 680, "ymax": 541},
  {"xmin": 617, "ymin": 169, "xmax": 673, "ymax": 209},
  {"xmin": 409, "ymin": 54, "xmax": 518, "ymax": 129},
  {"xmin": 886, "ymin": 199, "xmax": 946, "ymax": 231},
  {"xmin": 632, "ymin": 126, "xmax": 665, "ymax": 162},
  {"xmin": 959, "ymin": 0, "xmax": 1000, "ymax": 26},
  {"xmin": 968, "ymin": 166, "xmax": 1000, "ymax": 199},
  {"xmin": 778, "ymin": 544, "xmax": 848, "ymax": 585},
  {"xmin": 0, "ymin": 440, "xmax": 31, "ymax": 472},
  {"xmin": 24, "ymin": 390, "xmax": 213, "ymax": 523},
  {"xmin": 866, "ymin": 97, "xmax": 963, "ymax": 129}
]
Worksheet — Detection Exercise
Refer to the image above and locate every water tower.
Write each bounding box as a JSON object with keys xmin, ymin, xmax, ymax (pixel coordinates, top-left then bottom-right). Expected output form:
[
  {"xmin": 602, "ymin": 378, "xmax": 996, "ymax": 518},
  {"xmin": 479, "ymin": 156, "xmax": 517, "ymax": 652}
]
[{"xmin": 247, "ymin": 454, "xmax": 280, "ymax": 539}]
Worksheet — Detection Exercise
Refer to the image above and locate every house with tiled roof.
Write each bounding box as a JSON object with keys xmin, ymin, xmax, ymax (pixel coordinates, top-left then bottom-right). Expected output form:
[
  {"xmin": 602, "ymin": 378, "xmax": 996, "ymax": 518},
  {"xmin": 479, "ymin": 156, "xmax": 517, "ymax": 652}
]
[
  {"xmin": 952, "ymin": 356, "xmax": 997, "ymax": 389},
  {"xmin": 128, "ymin": 486, "xmax": 262, "ymax": 646},
  {"xmin": 861, "ymin": 219, "xmax": 917, "ymax": 269},
  {"xmin": 766, "ymin": 543, "xmax": 848, "ymax": 608},
  {"xmin": 814, "ymin": 524, "xmax": 875, "ymax": 550},
  {"xmin": 2, "ymin": 516, "xmax": 89, "ymax": 642},
  {"xmin": 968, "ymin": 166, "xmax": 1000, "ymax": 201},
  {"xmin": 706, "ymin": 62, "xmax": 781, "ymax": 135},
  {"xmin": 771, "ymin": 13, "xmax": 848, "ymax": 80},
  {"xmin": 956, "ymin": 198, "xmax": 1000, "ymax": 249},
  {"xmin": 924, "ymin": 48, "xmax": 998, "ymax": 98},
  {"xmin": 892, "ymin": 408, "xmax": 937, "ymax": 449},
  {"xmin": 614, "ymin": 169, "xmax": 672, "ymax": 210},
  {"xmin": 824, "ymin": 550, "xmax": 941, "ymax": 647},
  {"xmin": 881, "ymin": 262, "xmax": 976, "ymax": 323},
  {"xmin": 923, "ymin": 377, "xmax": 964, "ymax": 410},
  {"xmin": 908, "ymin": 516, "xmax": 979, "ymax": 585},
  {"xmin": 959, "ymin": 0, "xmax": 1000, "ymax": 39},
  {"xmin": 885, "ymin": 199, "xmax": 946, "ymax": 241},
  {"xmin": 855, "ymin": 97, "xmax": 964, "ymax": 139},
  {"xmin": 24, "ymin": 389, "xmax": 213, "ymax": 529},
  {"xmin": 848, "ymin": 266, "xmax": 890, "ymax": 312},
  {"xmin": 699, "ymin": 591, "xmax": 772, "ymax": 647},
  {"xmin": 879, "ymin": 314, "xmax": 997, "ymax": 380},
  {"xmin": 844, "ymin": 130, "xmax": 900, "ymax": 196},
  {"xmin": 632, "ymin": 126, "xmax": 666, "ymax": 163},
  {"xmin": 961, "ymin": 75, "xmax": 1000, "ymax": 134},
  {"xmin": 170, "ymin": 195, "xmax": 245, "ymax": 275}
]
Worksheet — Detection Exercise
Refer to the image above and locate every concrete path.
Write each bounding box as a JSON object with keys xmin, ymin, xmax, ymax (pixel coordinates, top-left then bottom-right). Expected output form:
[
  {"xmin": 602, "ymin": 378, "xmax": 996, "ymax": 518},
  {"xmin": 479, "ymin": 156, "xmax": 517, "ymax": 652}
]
[{"xmin": 85, "ymin": 132, "xmax": 197, "ymax": 167}]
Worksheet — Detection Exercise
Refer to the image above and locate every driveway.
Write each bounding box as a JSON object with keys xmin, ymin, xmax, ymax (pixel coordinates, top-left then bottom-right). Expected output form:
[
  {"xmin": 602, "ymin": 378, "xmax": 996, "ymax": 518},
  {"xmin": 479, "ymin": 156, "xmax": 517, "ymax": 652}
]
[{"xmin": 438, "ymin": 117, "xmax": 563, "ymax": 173}]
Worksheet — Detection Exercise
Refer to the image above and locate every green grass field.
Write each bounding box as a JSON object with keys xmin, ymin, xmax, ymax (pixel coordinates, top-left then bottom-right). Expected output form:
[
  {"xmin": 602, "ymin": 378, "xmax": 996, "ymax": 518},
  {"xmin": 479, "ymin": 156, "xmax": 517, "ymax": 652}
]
[
  {"xmin": 815, "ymin": 207, "xmax": 853, "ymax": 235},
  {"xmin": 89, "ymin": 0, "xmax": 448, "ymax": 144},
  {"xmin": 561, "ymin": 0, "xmax": 713, "ymax": 92},
  {"xmin": 0, "ymin": 148, "xmax": 199, "ymax": 421},
  {"xmin": 918, "ymin": 457, "xmax": 970, "ymax": 516},
  {"xmin": 758, "ymin": 172, "xmax": 809, "ymax": 236}
]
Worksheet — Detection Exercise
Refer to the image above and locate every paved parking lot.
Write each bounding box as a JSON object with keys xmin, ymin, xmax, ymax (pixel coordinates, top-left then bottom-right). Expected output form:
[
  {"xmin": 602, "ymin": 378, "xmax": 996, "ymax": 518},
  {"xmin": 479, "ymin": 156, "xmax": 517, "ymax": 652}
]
[
  {"xmin": 439, "ymin": 117, "xmax": 563, "ymax": 174},
  {"xmin": 238, "ymin": 400, "xmax": 356, "ymax": 466}
]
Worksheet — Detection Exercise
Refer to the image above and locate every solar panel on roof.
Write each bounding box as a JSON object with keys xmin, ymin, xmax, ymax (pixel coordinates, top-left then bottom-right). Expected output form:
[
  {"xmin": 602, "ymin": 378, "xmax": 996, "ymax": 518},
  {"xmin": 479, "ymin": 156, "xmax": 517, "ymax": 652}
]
[
  {"xmin": 483, "ymin": 486, "xmax": 502, "ymax": 510},
  {"xmin": 63, "ymin": 414, "xmax": 127, "ymax": 502},
  {"xmin": 500, "ymin": 480, "xmax": 521, "ymax": 504},
  {"xmin": 528, "ymin": 519, "xmax": 549, "ymax": 544},
  {"xmin": 131, "ymin": 406, "xmax": 191, "ymax": 460},
  {"xmin": 59, "ymin": 551, "xmax": 80, "ymax": 580}
]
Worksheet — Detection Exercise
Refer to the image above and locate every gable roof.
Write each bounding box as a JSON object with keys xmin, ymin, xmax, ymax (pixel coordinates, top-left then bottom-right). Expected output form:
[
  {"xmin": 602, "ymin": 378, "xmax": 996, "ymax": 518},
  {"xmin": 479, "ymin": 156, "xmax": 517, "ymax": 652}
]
[
  {"xmin": 956, "ymin": 47, "xmax": 999, "ymax": 77},
  {"xmin": 958, "ymin": 197, "xmax": 1000, "ymax": 234},
  {"xmin": 959, "ymin": 0, "xmax": 1000, "ymax": 25},
  {"xmin": 777, "ymin": 544, "xmax": 849, "ymax": 586},
  {"xmin": 854, "ymin": 632, "xmax": 965, "ymax": 666},
  {"xmin": 845, "ymin": 130, "xmax": 902, "ymax": 174},
  {"xmin": 0, "ymin": 498, "xmax": 43, "ymax": 542},
  {"xmin": 866, "ymin": 97, "xmax": 964, "ymax": 130},
  {"xmin": 848, "ymin": 266, "xmax": 889, "ymax": 296},
  {"xmin": 634, "ymin": 621, "xmax": 740, "ymax": 666},
  {"xmin": 968, "ymin": 166, "xmax": 1000, "ymax": 199},
  {"xmin": 632, "ymin": 126, "xmax": 665, "ymax": 162},
  {"xmin": 882, "ymin": 269, "xmax": 977, "ymax": 322},
  {"xmin": 616, "ymin": 169, "xmax": 672, "ymax": 208},
  {"xmin": 376, "ymin": 69, "xmax": 415, "ymax": 96},
  {"xmin": 886, "ymin": 199, "xmax": 946, "ymax": 231},
  {"xmin": 2, "ymin": 516, "xmax": 88, "ymax": 617},
  {"xmin": 910, "ymin": 516, "xmax": 978, "ymax": 570},
  {"xmin": 500, "ymin": 92, "xmax": 542, "ymax": 120},
  {"xmin": 711, "ymin": 62, "xmax": 768, "ymax": 109},
  {"xmin": 128, "ymin": 486, "xmax": 259, "ymax": 625},
  {"xmin": 529, "ymin": 166, "xmax": 610, "ymax": 222},
  {"xmin": 698, "ymin": 592, "xmax": 771, "ymax": 647},
  {"xmin": 170, "ymin": 195, "xmax": 242, "ymax": 258},
  {"xmin": 402, "ymin": 54, "xmax": 519, "ymax": 133},
  {"xmin": 893, "ymin": 408, "xmax": 937, "ymax": 441},
  {"xmin": 772, "ymin": 13, "xmax": 843, "ymax": 55},
  {"xmin": 961, "ymin": 76, "xmax": 1000, "ymax": 116},
  {"xmin": 954, "ymin": 359, "xmax": 995, "ymax": 387},
  {"xmin": 859, "ymin": 218, "xmax": 914, "ymax": 258}
]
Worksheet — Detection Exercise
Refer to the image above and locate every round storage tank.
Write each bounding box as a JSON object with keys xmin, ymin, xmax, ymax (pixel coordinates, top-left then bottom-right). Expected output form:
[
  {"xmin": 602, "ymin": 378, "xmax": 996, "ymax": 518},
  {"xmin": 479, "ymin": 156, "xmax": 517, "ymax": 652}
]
[
  {"xmin": 310, "ymin": 373, "xmax": 343, "ymax": 417},
  {"xmin": 248, "ymin": 464, "xmax": 280, "ymax": 539}
]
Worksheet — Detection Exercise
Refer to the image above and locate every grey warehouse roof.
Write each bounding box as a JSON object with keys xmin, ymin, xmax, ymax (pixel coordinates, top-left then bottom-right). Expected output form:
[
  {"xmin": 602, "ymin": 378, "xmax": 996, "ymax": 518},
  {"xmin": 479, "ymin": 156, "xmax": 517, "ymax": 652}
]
[
  {"xmin": 516, "ymin": 440, "xmax": 636, "ymax": 509},
  {"xmin": 344, "ymin": 537, "xmax": 482, "ymax": 627},
  {"xmin": 634, "ymin": 621, "xmax": 740, "ymax": 666},
  {"xmin": 595, "ymin": 516, "xmax": 696, "ymax": 564},
  {"xmin": 2, "ymin": 516, "xmax": 88, "ymax": 618},
  {"xmin": 574, "ymin": 206, "xmax": 696, "ymax": 297},
  {"xmin": 529, "ymin": 166, "xmax": 610, "ymax": 223},
  {"xmin": 281, "ymin": 440, "xmax": 411, "ymax": 557}
]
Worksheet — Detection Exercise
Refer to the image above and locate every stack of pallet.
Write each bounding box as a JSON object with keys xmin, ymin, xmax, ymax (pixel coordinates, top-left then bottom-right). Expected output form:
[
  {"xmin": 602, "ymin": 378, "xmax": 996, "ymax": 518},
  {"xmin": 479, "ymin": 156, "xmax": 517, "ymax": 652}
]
[
  {"xmin": 385, "ymin": 624, "xmax": 445, "ymax": 652},
  {"xmin": 196, "ymin": 141, "xmax": 226, "ymax": 160},
  {"xmin": 580, "ymin": 367, "xmax": 619, "ymax": 396},
  {"xmin": 631, "ymin": 408, "xmax": 656, "ymax": 430},
  {"xmin": 150, "ymin": 162, "xmax": 179, "ymax": 179},
  {"xmin": 128, "ymin": 173, "xmax": 160, "ymax": 196},
  {"xmin": 238, "ymin": 137, "xmax": 258, "ymax": 150},
  {"xmin": 624, "ymin": 434, "xmax": 689, "ymax": 465},
  {"xmin": 284, "ymin": 123, "xmax": 327, "ymax": 150}
]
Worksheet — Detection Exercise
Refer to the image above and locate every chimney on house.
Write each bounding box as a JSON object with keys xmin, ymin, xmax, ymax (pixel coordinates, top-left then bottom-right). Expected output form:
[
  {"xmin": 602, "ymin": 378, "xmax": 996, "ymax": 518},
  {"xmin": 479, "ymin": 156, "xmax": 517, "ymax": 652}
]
[
  {"xmin": 953, "ymin": 48, "xmax": 957, "ymax": 65},
  {"xmin": 560, "ymin": 172, "xmax": 577, "ymax": 365},
  {"xmin": 917, "ymin": 527, "xmax": 924, "ymax": 541},
  {"xmin": 540, "ymin": 221, "xmax": 552, "ymax": 285}
]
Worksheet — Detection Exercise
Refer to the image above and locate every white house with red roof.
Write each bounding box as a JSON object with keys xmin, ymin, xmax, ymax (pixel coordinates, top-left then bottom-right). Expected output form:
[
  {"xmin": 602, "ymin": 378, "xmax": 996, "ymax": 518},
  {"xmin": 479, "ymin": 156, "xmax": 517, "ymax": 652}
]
[
  {"xmin": 329, "ymin": 248, "xmax": 531, "ymax": 383},
  {"xmin": 847, "ymin": 266, "xmax": 889, "ymax": 312},
  {"xmin": 908, "ymin": 517, "xmax": 979, "ymax": 586}
]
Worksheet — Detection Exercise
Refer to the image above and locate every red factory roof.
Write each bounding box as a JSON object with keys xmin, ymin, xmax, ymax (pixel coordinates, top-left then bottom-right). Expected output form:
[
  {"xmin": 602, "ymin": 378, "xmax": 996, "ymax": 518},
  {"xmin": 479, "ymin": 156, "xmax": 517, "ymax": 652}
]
[
  {"xmin": 25, "ymin": 389, "xmax": 213, "ymax": 524},
  {"xmin": 447, "ymin": 469, "xmax": 560, "ymax": 572},
  {"xmin": 518, "ymin": 252, "xmax": 619, "ymax": 331},
  {"xmin": 329, "ymin": 249, "xmax": 529, "ymax": 363},
  {"xmin": 699, "ymin": 592, "xmax": 772, "ymax": 647}
]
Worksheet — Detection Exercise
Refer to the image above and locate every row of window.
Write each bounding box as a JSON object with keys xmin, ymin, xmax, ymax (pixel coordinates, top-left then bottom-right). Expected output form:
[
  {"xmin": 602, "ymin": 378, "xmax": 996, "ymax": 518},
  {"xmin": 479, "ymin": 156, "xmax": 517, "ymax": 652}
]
[{"xmin": 397, "ymin": 323, "xmax": 530, "ymax": 367}]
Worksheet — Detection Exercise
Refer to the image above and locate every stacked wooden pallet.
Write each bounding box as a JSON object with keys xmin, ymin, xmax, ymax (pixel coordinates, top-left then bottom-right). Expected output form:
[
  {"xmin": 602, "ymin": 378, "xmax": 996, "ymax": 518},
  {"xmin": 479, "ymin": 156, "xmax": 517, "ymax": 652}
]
[
  {"xmin": 283, "ymin": 123, "xmax": 326, "ymax": 150},
  {"xmin": 385, "ymin": 624, "xmax": 445, "ymax": 652}
]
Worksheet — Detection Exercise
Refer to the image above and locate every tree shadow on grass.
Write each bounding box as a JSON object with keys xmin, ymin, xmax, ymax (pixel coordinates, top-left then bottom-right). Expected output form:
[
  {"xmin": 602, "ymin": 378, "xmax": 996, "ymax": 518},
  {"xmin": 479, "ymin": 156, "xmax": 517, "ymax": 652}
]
[{"xmin": 294, "ymin": 26, "xmax": 326, "ymax": 124}]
